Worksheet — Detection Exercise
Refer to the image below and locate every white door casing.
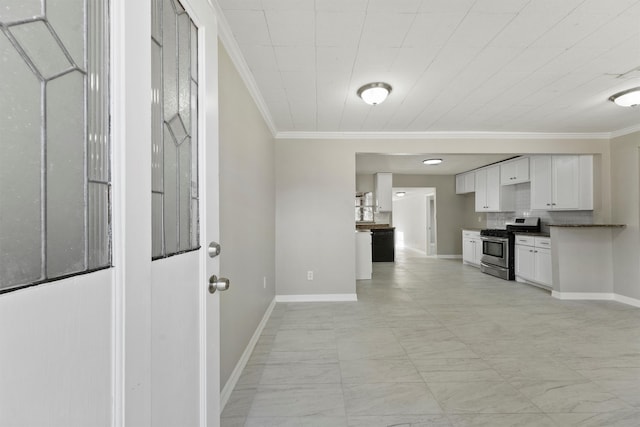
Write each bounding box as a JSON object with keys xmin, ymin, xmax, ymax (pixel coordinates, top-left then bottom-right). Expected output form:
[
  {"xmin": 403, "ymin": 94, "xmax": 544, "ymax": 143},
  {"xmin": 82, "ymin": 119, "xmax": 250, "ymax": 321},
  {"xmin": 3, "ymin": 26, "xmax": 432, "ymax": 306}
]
[{"xmin": 426, "ymin": 195, "xmax": 437, "ymax": 256}]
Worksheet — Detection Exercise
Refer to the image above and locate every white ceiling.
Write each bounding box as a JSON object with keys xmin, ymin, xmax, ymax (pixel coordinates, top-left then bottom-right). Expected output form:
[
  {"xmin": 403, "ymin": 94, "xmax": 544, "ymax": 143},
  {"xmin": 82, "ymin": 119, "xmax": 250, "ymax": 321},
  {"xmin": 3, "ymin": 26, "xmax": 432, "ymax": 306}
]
[{"xmin": 217, "ymin": 0, "xmax": 640, "ymax": 134}]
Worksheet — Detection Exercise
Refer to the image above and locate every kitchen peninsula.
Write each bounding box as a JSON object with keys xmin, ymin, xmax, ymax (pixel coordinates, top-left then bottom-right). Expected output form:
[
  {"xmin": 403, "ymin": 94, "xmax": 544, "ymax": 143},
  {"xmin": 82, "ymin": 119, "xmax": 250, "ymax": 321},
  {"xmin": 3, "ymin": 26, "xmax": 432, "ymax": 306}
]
[
  {"xmin": 550, "ymin": 224, "xmax": 626, "ymax": 301},
  {"xmin": 355, "ymin": 223, "xmax": 395, "ymax": 262}
]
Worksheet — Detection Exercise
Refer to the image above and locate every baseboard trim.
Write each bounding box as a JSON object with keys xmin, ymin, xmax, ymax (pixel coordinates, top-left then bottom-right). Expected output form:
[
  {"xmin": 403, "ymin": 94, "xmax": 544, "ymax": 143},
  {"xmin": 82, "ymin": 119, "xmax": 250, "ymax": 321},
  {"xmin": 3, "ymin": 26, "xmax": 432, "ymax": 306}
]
[
  {"xmin": 613, "ymin": 293, "xmax": 640, "ymax": 308},
  {"xmin": 551, "ymin": 291, "xmax": 615, "ymax": 300},
  {"xmin": 438, "ymin": 255, "xmax": 463, "ymax": 259},
  {"xmin": 220, "ymin": 296, "xmax": 276, "ymax": 412},
  {"xmin": 275, "ymin": 294, "xmax": 358, "ymax": 302}
]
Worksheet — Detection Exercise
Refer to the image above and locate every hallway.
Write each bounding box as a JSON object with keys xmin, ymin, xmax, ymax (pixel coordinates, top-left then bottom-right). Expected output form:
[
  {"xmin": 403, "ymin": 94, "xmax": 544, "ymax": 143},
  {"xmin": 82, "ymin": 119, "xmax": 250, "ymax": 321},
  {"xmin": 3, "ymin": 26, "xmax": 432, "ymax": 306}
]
[{"xmin": 222, "ymin": 250, "xmax": 640, "ymax": 426}]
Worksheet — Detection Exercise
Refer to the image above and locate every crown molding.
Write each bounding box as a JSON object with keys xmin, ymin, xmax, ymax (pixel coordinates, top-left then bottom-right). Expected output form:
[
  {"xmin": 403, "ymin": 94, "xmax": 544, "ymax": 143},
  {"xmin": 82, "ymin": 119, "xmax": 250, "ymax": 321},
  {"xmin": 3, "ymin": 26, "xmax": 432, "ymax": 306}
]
[
  {"xmin": 210, "ymin": 0, "xmax": 278, "ymax": 136},
  {"xmin": 275, "ymin": 131, "xmax": 612, "ymax": 140},
  {"xmin": 610, "ymin": 123, "xmax": 640, "ymax": 139}
]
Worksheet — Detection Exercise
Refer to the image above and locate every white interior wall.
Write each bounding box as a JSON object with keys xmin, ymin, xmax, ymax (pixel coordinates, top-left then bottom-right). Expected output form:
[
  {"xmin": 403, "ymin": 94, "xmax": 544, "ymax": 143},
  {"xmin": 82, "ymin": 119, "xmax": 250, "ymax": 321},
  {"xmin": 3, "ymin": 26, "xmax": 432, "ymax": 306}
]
[
  {"xmin": 218, "ymin": 43, "xmax": 276, "ymax": 388},
  {"xmin": 393, "ymin": 193, "xmax": 428, "ymax": 253},
  {"xmin": 275, "ymin": 137, "xmax": 612, "ymax": 297},
  {"xmin": 611, "ymin": 130, "xmax": 640, "ymax": 300}
]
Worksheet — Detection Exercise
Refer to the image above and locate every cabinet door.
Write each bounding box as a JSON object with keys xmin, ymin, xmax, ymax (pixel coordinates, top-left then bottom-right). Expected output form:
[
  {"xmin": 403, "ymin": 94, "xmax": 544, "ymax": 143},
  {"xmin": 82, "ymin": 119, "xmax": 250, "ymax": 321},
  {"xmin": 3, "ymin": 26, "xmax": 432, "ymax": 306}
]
[
  {"xmin": 475, "ymin": 169, "xmax": 487, "ymax": 211},
  {"xmin": 534, "ymin": 247, "xmax": 552, "ymax": 286},
  {"xmin": 473, "ymin": 238, "xmax": 483, "ymax": 264},
  {"xmin": 485, "ymin": 166, "xmax": 501, "ymax": 211},
  {"xmin": 513, "ymin": 157, "xmax": 529, "ymax": 183},
  {"xmin": 530, "ymin": 156, "xmax": 552, "ymax": 210},
  {"xmin": 552, "ymin": 156, "xmax": 580, "ymax": 209},
  {"xmin": 375, "ymin": 172, "xmax": 393, "ymax": 211},
  {"xmin": 464, "ymin": 172, "xmax": 475, "ymax": 193},
  {"xmin": 515, "ymin": 244, "xmax": 535, "ymax": 281},
  {"xmin": 463, "ymin": 238, "xmax": 476, "ymax": 263},
  {"xmin": 456, "ymin": 174, "xmax": 465, "ymax": 194},
  {"xmin": 500, "ymin": 161, "xmax": 515, "ymax": 185}
]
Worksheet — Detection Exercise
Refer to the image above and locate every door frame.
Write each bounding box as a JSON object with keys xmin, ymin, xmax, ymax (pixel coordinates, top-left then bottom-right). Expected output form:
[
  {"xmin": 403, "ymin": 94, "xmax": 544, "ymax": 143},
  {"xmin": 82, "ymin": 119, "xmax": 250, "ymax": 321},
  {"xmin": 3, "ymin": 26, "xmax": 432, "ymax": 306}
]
[
  {"xmin": 426, "ymin": 194, "xmax": 437, "ymax": 256},
  {"xmin": 110, "ymin": 0, "xmax": 221, "ymax": 426}
]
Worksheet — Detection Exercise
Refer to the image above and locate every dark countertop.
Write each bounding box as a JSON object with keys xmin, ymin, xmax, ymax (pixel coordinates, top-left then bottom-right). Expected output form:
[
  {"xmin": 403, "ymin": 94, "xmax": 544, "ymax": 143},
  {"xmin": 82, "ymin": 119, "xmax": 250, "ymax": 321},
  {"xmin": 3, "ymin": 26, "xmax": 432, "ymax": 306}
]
[
  {"xmin": 356, "ymin": 223, "xmax": 394, "ymax": 230},
  {"xmin": 461, "ymin": 228, "xmax": 483, "ymax": 232},
  {"xmin": 548, "ymin": 224, "xmax": 626, "ymax": 228}
]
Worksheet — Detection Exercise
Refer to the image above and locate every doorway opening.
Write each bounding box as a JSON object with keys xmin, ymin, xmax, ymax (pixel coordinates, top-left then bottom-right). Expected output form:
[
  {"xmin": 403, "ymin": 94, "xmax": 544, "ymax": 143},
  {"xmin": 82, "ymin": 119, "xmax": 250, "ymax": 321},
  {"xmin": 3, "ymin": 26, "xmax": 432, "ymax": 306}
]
[{"xmin": 392, "ymin": 187, "xmax": 437, "ymax": 257}]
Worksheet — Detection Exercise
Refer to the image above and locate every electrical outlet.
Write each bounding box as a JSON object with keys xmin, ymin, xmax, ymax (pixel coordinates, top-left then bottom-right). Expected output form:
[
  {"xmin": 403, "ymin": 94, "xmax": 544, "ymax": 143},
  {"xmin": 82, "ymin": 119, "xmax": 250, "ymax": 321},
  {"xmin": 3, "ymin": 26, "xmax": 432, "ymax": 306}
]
[
  {"xmin": 307, "ymin": 271, "xmax": 314, "ymax": 281},
  {"xmin": 263, "ymin": 276, "xmax": 266, "ymax": 289}
]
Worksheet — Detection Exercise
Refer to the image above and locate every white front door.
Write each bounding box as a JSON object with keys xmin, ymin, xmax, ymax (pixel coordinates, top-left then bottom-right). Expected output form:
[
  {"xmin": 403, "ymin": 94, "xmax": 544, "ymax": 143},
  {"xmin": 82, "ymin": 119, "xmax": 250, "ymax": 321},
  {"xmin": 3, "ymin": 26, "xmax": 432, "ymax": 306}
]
[{"xmin": 114, "ymin": 0, "xmax": 221, "ymax": 426}]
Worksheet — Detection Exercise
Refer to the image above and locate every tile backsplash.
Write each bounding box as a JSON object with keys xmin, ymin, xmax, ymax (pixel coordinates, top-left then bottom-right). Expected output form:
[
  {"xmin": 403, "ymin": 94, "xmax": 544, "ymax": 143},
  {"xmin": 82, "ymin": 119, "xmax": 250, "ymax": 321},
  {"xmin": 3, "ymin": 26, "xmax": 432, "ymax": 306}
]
[{"xmin": 486, "ymin": 182, "xmax": 593, "ymax": 233}]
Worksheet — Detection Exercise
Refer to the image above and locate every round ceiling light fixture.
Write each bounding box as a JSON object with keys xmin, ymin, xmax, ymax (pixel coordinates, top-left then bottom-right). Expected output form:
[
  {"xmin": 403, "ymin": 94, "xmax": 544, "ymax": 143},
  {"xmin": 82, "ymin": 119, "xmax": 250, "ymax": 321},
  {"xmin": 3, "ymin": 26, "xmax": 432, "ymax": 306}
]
[
  {"xmin": 609, "ymin": 87, "xmax": 640, "ymax": 107},
  {"xmin": 423, "ymin": 158, "xmax": 443, "ymax": 165},
  {"xmin": 395, "ymin": 191, "xmax": 406, "ymax": 197},
  {"xmin": 357, "ymin": 82, "xmax": 392, "ymax": 105}
]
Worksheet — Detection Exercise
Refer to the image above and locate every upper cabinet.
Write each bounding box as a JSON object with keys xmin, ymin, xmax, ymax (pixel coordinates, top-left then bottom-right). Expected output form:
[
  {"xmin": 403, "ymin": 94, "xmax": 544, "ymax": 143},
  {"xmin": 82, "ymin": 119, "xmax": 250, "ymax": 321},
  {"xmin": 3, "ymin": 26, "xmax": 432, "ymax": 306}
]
[
  {"xmin": 530, "ymin": 155, "xmax": 593, "ymax": 210},
  {"xmin": 500, "ymin": 157, "xmax": 529, "ymax": 185},
  {"xmin": 374, "ymin": 172, "xmax": 393, "ymax": 212},
  {"xmin": 475, "ymin": 165, "xmax": 515, "ymax": 212},
  {"xmin": 455, "ymin": 171, "xmax": 475, "ymax": 194}
]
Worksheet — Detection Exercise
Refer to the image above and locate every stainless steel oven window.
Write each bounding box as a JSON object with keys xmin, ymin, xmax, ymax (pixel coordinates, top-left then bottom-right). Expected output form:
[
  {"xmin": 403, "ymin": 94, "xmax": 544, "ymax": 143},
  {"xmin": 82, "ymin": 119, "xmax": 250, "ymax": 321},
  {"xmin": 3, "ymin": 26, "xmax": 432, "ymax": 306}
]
[{"xmin": 483, "ymin": 240, "xmax": 504, "ymax": 258}]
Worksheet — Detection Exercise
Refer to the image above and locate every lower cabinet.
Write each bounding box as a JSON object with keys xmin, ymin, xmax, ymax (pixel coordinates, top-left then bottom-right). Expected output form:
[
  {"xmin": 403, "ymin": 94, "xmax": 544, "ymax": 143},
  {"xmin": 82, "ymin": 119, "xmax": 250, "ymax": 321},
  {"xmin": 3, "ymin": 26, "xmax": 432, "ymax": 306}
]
[
  {"xmin": 372, "ymin": 228, "xmax": 395, "ymax": 262},
  {"xmin": 462, "ymin": 230, "xmax": 482, "ymax": 266},
  {"xmin": 355, "ymin": 231, "xmax": 372, "ymax": 279},
  {"xmin": 514, "ymin": 235, "xmax": 552, "ymax": 288}
]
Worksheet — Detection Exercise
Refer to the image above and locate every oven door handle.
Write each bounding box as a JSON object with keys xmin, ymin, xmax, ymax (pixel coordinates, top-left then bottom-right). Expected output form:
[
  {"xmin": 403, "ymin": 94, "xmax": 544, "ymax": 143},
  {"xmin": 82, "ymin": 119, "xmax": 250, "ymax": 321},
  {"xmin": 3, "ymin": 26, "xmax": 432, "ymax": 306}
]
[{"xmin": 480, "ymin": 236, "xmax": 509, "ymax": 243}]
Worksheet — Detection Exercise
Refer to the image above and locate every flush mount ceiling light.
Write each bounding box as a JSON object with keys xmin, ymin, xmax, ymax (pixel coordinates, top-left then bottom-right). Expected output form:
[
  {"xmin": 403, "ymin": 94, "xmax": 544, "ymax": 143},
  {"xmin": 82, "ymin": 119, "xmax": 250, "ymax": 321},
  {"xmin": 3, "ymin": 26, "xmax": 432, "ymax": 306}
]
[
  {"xmin": 609, "ymin": 87, "xmax": 640, "ymax": 107},
  {"xmin": 423, "ymin": 158, "xmax": 443, "ymax": 165},
  {"xmin": 357, "ymin": 82, "xmax": 392, "ymax": 105},
  {"xmin": 396, "ymin": 191, "xmax": 406, "ymax": 197}
]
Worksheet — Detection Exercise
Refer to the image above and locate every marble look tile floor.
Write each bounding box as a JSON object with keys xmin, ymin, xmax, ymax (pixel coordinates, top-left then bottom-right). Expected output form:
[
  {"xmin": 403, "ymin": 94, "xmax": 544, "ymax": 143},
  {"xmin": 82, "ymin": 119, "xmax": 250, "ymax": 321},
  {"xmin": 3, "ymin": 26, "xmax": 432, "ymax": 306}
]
[{"xmin": 222, "ymin": 249, "xmax": 640, "ymax": 427}]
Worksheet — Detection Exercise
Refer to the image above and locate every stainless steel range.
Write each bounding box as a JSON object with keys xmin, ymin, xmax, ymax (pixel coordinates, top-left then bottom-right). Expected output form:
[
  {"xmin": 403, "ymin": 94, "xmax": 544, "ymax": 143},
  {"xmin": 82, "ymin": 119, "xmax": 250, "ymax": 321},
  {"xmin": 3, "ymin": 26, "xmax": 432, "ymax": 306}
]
[{"xmin": 480, "ymin": 217, "xmax": 540, "ymax": 280}]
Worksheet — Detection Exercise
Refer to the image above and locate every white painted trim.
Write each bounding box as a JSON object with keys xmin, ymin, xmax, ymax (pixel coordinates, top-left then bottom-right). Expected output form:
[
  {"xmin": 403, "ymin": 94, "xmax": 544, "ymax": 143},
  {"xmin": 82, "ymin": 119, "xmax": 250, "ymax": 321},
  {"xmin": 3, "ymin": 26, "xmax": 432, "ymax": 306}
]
[
  {"xmin": 551, "ymin": 291, "xmax": 640, "ymax": 308},
  {"xmin": 110, "ymin": 0, "xmax": 126, "ymax": 425},
  {"xmin": 614, "ymin": 294, "xmax": 640, "ymax": 308},
  {"xmin": 439, "ymin": 255, "xmax": 463, "ymax": 259},
  {"xmin": 611, "ymin": 123, "xmax": 640, "ymax": 139},
  {"xmin": 275, "ymin": 294, "xmax": 358, "ymax": 302},
  {"xmin": 208, "ymin": 0, "xmax": 278, "ymax": 136},
  {"xmin": 515, "ymin": 277, "xmax": 551, "ymax": 292},
  {"xmin": 220, "ymin": 297, "xmax": 276, "ymax": 412},
  {"xmin": 552, "ymin": 291, "xmax": 615, "ymax": 300},
  {"xmin": 275, "ymin": 131, "xmax": 612, "ymax": 141}
]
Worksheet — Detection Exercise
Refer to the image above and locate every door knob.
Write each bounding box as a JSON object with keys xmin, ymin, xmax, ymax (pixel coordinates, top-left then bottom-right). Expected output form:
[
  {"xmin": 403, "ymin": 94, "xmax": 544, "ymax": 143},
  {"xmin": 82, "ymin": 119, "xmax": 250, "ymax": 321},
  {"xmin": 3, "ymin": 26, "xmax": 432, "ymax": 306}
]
[
  {"xmin": 208, "ymin": 241, "xmax": 221, "ymax": 258},
  {"xmin": 208, "ymin": 275, "xmax": 230, "ymax": 294}
]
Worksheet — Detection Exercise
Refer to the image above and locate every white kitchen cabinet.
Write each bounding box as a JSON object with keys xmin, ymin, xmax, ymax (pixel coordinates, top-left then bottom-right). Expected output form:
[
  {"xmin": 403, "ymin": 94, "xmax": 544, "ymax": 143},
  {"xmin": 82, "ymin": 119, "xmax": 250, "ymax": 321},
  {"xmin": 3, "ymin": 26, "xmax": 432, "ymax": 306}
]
[
  {"xmin": 500, "ymin": 157, "xmax": 529, "ymax": 185},
  {"xmin": 462, "ymin": 230, "xmax": 482, "ymax": 266},
  {"xmin": 475, "ymin": 165, "xmax": 515, "ymax": 212},
  {"xmin": 530, "ymin": 155, "xmax": 593, "ymax": 210},
  {"xmin": 534, "ymin": 247, "xmax": 552, "ymax": 286},
  {"xmin": 455, "ymin": 171, "xmax": 475, "ymax": 194},
  {"xmin": 355, "ymin": 231, "xmax": 372, "ymax": 280},
  {"xmin": 515, "ymin": 235, "xmax": 552, "ymax": 288},
  {"xmin": 374, "ymin": 172, "xmax": 393, "ymax": 212}
]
